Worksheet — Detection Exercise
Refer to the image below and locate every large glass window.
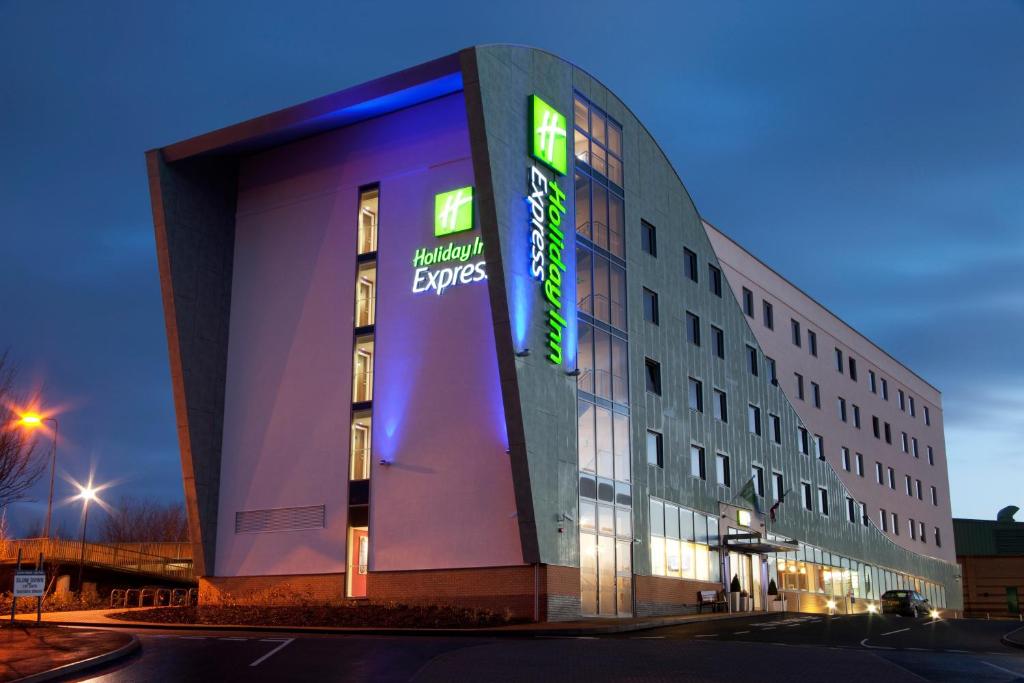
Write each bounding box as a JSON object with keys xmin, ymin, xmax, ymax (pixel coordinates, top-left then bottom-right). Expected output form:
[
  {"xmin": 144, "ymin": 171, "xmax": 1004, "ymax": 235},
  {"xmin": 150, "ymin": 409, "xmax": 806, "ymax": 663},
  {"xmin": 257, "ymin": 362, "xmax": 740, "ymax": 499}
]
[
  {"xmin": 352, "ymin": 337, "xmax": 374, "ymax": 403},
  {"xmin": 354, "ymin": 262, "xmax": 376, "ymax": 328},
  {"xmin": 357, "ymin": 188, "xmax": 378, "ymax": 254},
  {"xmin": 349, "ymin": 413, "xmax": 372, "ymax": 481}
]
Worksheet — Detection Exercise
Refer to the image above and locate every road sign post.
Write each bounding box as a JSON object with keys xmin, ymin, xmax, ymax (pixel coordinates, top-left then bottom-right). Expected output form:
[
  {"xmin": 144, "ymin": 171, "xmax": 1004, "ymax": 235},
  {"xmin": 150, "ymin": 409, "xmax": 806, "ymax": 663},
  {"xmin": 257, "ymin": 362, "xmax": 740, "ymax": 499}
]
[{"xmin": 12, "ymin": 553, "xmax": 47, "ymax": 624}]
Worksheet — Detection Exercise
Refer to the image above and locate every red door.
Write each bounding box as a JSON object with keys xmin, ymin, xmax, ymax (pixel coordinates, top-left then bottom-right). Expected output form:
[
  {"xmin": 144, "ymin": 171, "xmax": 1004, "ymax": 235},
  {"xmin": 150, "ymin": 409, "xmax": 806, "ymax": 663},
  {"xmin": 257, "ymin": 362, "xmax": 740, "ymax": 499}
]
[{"xmin": 348, "ymin": 528, "xmax": 369, "ymax": 598}]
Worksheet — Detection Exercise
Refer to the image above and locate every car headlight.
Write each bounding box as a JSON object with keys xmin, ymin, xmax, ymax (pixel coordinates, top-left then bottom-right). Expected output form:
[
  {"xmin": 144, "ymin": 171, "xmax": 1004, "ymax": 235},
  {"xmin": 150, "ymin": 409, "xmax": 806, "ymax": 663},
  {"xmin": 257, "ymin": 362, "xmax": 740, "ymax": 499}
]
[
  {"xmin": 867, "ymin": 604, "xmax": 878, "ymax": 613},
  {"xmin": 929, "ymin": 609, "xmax": 940, "ymax": 619}
]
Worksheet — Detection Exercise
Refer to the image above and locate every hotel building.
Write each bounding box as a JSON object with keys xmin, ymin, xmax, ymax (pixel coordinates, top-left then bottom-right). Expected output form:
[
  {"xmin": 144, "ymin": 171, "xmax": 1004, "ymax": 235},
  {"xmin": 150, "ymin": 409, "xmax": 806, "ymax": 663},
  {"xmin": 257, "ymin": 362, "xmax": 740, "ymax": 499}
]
[{"xmin": 147, "ymin": 45, "xmax": 960, "ymax": 619}]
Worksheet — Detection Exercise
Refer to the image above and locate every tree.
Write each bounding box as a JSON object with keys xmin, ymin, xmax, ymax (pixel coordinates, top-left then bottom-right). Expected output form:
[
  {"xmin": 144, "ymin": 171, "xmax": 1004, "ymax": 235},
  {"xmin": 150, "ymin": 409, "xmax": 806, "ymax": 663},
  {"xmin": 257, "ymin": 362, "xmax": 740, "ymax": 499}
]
[
  {"xmin": 98, "ymin": 496, "xmax": 188, "ymax": 543},
  {"xmin": 0, "ymin": 353, "xmax": 45, "ymax": 508}
]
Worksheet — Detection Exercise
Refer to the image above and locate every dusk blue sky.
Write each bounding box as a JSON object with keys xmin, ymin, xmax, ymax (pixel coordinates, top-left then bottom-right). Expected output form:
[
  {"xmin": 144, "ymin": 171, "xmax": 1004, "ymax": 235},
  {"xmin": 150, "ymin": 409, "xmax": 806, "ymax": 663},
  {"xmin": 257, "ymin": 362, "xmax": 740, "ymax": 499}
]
[{"xmin": 1, "ymin": 2, "xmax": 1021, "ymax": 535}]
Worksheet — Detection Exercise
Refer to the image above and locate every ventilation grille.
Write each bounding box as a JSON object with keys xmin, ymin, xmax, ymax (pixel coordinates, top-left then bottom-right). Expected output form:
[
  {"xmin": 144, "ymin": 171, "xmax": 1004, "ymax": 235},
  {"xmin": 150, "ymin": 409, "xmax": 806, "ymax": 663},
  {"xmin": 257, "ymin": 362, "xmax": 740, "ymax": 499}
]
[{"xmin": 235, "ymin": 505, "xmax": 325, "ymax": 534}]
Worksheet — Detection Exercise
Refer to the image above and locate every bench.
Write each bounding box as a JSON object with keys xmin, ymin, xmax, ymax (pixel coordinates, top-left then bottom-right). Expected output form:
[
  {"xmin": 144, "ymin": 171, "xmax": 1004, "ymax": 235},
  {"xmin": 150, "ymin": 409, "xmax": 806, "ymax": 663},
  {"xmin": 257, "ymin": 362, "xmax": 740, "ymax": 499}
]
[{"xmin": 697, "ymin": 590, "xmax": 727, "ymax": 614}]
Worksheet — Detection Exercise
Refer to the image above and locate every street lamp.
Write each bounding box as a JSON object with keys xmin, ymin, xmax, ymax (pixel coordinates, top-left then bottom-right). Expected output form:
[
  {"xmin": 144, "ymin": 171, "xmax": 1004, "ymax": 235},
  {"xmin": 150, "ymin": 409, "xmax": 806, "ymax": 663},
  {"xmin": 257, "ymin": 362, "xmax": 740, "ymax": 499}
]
[
  {"xmin": 76, "ymin": 484, "xmax": 97, "ymax": 592},
  {"xmin": 17, "ymin": 411, "xmax": 60, "ymax": 539}
]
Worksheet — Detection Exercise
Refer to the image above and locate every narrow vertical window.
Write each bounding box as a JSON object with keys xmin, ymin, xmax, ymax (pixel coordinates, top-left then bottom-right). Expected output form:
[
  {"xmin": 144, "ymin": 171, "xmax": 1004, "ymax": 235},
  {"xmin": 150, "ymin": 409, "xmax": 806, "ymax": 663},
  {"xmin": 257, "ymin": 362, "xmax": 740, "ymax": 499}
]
[
  {"xmin": 686, "ymin": 311, "xmax": 701, "ymax": 346},
  {"xmin": 643, "ymin": 288, "xmax": 659, "ymax": 324},
  {"xmin": 838, "ymin": 397, "xmax": 847, "ymax": 422},
  {"xmin": 791, "ymin": 319, "xmax": 801, "ymax": 347},
  {"xmin": 742, "ymin": 287, "xmax": 754, "ymax": 317},
  {"xmin": 924, "ymin": 406, "xmax": 931, "ymax": 425},
  {"xmin": 835, "ymin": 347, "xmax": 844, "ymax": 373},
  {"xmin": 690, "ymin": 444, "xmax": 706, "ymax": 479},
  {"xmin": 770, "ymin": 414, "xmax": 782, "ymax": 444},
  {"xmin": 708, "ymin": 264, "xmax": 722, "ymax": 296},
  {"xmin": 747, "ymin": 404, "xmax": 762, "ymax": 436},
  {"xmin": 818, "ymin": 487, "xmax": 829, "ymax": 516},
  {"xmin": 812, "ymin": 382, "xmax": 821, "ymax": 409},
  {"xmin": 641, "ymin": 220, "xmax": 657, "ymax": 256},
  {"xmin": 645, "ymin": 358, "xmax": 662, "ymax": 395},
  {"xmin": 801, "ymin": 482, "xmax": 813, "ymax": 511},
  {"xmin": 807, "ymin": 330, "xmax": 817, "ymax": 356},
  {"xmin": 357, "ymin": 187, "xmax": 379, "ymax": 254},
  {"xmin": 841, "ymin": 447, "xmax": 851, "ymax": 471},
  {"xmin": 881, "ymin": 378, "xmax": 889, "ymax": 400},
  {"xmin": 684, "ymin": 247, "xmax": 698, "ymax": 283},
  {"xmin": 714, "ymin": 389, "xmax": 728, "ymax": 422},
  {"xmin": 763, "ymin": 301, "xmax": 774, "ymax": 329},
  {"xmin": 848, "ymin": 357, "xmax": 858, "ymax": 381},
  {"xmin": 752, "ymin": 465, "xmax": 765, "ymax": 497},
  {"xmin": 795, "ymin": 373, "xmax": 804, "ymax": 400},
  {"xmin": 716, "ymin": 453, "xmax": 731, "ymax": 488},
  {"xmin": 772, "ymin": 472, "xmax": 784, "ymax": 501},
  {"xmin": 646, "ymin": 430, "xmax": 663, "ymax": 468},
  {"xmin": 712, "ymin": 325, "xmax": 725, "ymax": 359},
  {"xmin": 688, "ymin": 377, "xmax": 704, "ymax": 412},
  {"xmin": 746, "ymin": 345, "xmax": 758, "ymax": 377},
  {"xmin": 855, "ymin": 452, "xmax": 864, "ymax": 477},
  {"xmin": 869, "ymin": 370, "xmax": 877, "ymax": 394}
]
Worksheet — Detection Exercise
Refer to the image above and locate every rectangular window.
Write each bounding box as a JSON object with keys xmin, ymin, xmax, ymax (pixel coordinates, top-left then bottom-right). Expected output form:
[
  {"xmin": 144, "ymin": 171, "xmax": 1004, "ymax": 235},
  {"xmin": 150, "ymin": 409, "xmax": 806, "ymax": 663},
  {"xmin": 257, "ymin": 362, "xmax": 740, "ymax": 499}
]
[
  {"xmin": 772, "ymin": 471, "xmax": 784, "ymax": 501},
  {"xmin": 869, "ymin": 370, "xmax": 877, "ymax": 394},
  {"xmin": 901, "ymin": 432, "xmax": 909, "ymax": 453},
  {"xmin": 905, "ymin": 475, "xmax": 912, "ymax": 496},
  {"xmin": 880, "ymin": 509, "xmax": 888, "ymax": 531},
  {"xmin": 898, "ymin": 389, "xmax": 906, "ymax": 411},
  {"xmin": 646, "ymin": 430, "xmax": 663, "ymax": 468},
  {"xmin": 763, "ymin": 301, "xmax": 774, "ymax": 329},
  {"xmin": 875, "ymin": 461, "xmax": 883, "ymax": 484},
  {"xmin": 641, "ymin": 220, "xmax": 657, "ymax": 256},
  {"xmin": 690, "ymin": 444, "xmax": 706, "ymax": 480},
  {"xmin": 349, "ymin": 413, "xmax": 372, "ymax": 481},
  {"xmin": 716, "ymin": 453, "xmax": 731, "ymax": 488},
  {"xmin": 766, "ymin": 357, "xmax": 777, "ymax": 384},
  {"xmin": 709, "ymin": 264, "xmax": 722, "ymax": 296},
  {"xmin": 881, "ymin": 378, "xmax": 889, "ymax": 400},
  {"xmin": 770, "ymin": 414, "xmax": 782, "ymax": 444},
  {"xmin": 812, "ymin": 382, "xmax": 821, "ymax": 409},
  {"xmin": 916, "ymin": 479, "xmax": 923, "ymax": 500},
  {"xmin": 909, "ymin": 396, "xmax": 916, "ymax": 417},
  {"xmin": 838, "ymin": 397, "xmax": 847, "ymax": 422},
  {"xmin": 935, "ymin": 527, "xmax": 942, "ymax": 547},
  {"xmin": 795, "ymin": 373, "xmax": 805, "ymax": 400},
  {"xmin": 747, "ymin": 345, "xmax": 758, "ymax": 376},
  {"xmin": 835, "ymin": 347, "xmax": 844, "ymax": 373},
  {"xmin": 808, "ymin": 330, "xmax": 818, "ymax": 356},
  {"xmin": 714, "ymin": 389, "xmax": 728, "ymax": 422},
  {"xmin": 742, "ymin": 287, "xmax": 754, "ymax": 317},
  {"xmin": 887, "ymin": 467, "xmax": 895, "ymax": 489},
  {"xmin": 688, "ymin": 377, "xmax": 704, "ymax": 412},
  {"xmin": 686, "ymin": 311, "xmax": 701, "ymax": 346},
  {"xmin": 912, "ymin": 437, "xmax": 919, "ymax": 458},
  {"xmin": 752, "ymin": 465, "xmax": 765, "ymax": 497},
  {"xmin": 643, "ymin": 288, "xmax": 659, "ymax": 324},
  {"xmin": 645, "ymin": 358, "xmax": 662, "ymax": 395},
  {"xmin": 853, "ymin": 404, "xmax": 861, "ymax": 428},
  {"xmin": 818, "ymin": 487, "xmax": 829, "ymax": 516},
  {"xmin": 930, "ymin": 486, "xmax": 938, "ymax": 506},
  {"xmin": 924, "ymin": 406, "xmax": 931, "ymax": 426},
  {"xmin": 798, "ymin": 427, "xmax": 809, "ymax": 455},
  {"xmin": 884, "ymin": 422, "xmax": 892, "ymax": 444},
  {"xmin": 892, "ymin": 511, "xmax": 899, "ymax": 531},
  {"xmin": 354, "ymin": 262, "xmax": 377, "ymax": 328},
  {"xmin": 791, "ymin": 319, "xmax": 801, "ymax": 347},
  {"xmin": 920, "ymin": 521, "xmax": 926, "ymax": 543},
  {"xmin": 848, "ymin": 357, "xmax": 858, "ymax": 381},
  {"xmin": 802, "ymin": 482, "xmax": 813, "ymax": 511},
  {"xmin": 357, "ymin": 187, "xmax": 379, "ymax": 254},
  {"xmin": 856, "ymin": 452, "xmax": 864, "ymax": 477},
  {"xmin": 860, "ymin": 501, "xmax": 868, "ymax": 526},
  {"xmin": 841, "ymin": 447, "xmax": 851, "ymax": 471},
  {"xmin": 872, "ymin": 416, "xmax": 880, "ymax": 439},
  {"xmin": 927, "ymin": 446, "xmax": 934, "ymax": 466},
  {"xmin": 712, "ymin": 325, "xmax": 725, "ymax": 359},
  {"xmin": 814, "ymin": 434, "xmax": 824, "ymax": 460},
  {"xmin": 684, "ymin": 247, "xmax": 698, "ymax": 282},
  {"xmin": 846, "ymin": 497, "xmax": 856, "ymax": 523},
  {"xmin": 747, "ymin": 404, "xmax": 762, "ymax": 436},
  {"xmin": 909, "ymin": 518, "xmax": 916, "ymax": 540}
]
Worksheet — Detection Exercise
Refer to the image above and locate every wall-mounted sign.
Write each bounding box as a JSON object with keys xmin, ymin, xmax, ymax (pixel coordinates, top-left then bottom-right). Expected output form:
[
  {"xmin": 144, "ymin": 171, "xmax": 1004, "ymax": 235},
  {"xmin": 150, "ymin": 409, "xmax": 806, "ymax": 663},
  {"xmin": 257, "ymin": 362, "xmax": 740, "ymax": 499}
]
[
  {"xmin": 528, "ymin": 95, "xmax": 570, "ymax": 365},
  {"xmin": 412, "ymin": 187, "xmax": 486, "ymax": 296}
]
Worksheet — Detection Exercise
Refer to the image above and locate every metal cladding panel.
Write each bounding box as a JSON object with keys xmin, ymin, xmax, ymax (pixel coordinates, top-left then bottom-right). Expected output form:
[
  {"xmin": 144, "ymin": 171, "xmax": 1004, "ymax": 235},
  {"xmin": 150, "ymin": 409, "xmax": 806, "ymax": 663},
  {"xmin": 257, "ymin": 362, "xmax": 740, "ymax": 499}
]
[
  {"xmin": 466, "ymin": 47, "xmax": 580, "ymax": 567},
  {"xmin": 468, "ymin": 45, "xmax": 961, "ymax": 607}
]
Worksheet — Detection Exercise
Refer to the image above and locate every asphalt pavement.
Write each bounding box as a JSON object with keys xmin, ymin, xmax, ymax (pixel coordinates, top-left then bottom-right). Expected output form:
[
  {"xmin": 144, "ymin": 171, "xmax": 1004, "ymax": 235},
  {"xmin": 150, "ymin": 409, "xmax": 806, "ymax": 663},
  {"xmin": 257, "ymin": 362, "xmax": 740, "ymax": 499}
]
[{"xmin": 55, "ymin": 613, "xmax": 1024, "ymax": 682}]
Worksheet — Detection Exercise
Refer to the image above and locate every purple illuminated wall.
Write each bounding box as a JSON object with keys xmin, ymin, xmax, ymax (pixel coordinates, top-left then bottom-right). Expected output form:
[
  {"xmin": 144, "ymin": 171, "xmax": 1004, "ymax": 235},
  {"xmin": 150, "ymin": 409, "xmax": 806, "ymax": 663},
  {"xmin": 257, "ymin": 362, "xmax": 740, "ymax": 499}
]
[{"xmin": 217, "ymin": 93, "xmax": 520, "ymax": 578}]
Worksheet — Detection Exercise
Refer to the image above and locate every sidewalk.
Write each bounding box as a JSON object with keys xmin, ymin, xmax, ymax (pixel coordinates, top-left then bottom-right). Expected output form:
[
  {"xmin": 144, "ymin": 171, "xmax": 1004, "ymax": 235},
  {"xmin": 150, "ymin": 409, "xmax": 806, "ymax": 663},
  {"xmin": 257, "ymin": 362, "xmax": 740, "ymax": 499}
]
[
  {"xmin": 0, "ymin": 623, "xmax": 138, "ymax": 683},
  {"xmin": 17, "ymin": 606, "xmax": 761, "ymax": 637}
]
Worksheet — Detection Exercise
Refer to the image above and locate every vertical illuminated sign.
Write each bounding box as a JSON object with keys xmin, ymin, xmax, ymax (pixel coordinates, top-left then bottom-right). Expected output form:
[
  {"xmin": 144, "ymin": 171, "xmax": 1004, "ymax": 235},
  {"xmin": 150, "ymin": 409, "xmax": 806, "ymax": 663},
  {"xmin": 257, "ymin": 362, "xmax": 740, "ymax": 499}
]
[{"xmin": 527, "ymin": 95, "xmax": 570, "ymax": 365}]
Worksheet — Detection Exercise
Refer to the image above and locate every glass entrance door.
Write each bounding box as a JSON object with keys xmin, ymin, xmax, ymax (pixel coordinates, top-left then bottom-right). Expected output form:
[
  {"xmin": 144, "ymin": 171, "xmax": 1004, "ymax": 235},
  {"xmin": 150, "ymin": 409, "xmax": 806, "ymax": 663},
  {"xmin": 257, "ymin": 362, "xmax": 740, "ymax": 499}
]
[{"xmin": 347, "ymin": 527, "xmax": 368, "ymax": 598}]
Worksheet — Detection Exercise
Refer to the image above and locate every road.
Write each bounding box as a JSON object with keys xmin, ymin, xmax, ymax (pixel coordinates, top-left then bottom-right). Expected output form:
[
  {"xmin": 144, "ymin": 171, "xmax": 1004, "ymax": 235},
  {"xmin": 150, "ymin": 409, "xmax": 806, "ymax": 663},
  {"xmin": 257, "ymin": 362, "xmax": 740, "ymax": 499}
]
[{"xmin": 61, "ymin": 614, "xmax": 1024, "ymax": 682}]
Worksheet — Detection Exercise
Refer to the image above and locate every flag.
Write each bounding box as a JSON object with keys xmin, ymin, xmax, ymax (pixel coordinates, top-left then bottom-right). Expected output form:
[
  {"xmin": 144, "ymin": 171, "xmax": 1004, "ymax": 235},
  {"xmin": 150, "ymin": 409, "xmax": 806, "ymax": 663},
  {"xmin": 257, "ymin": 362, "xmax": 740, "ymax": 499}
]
[
  {"xmin": 769, "ymin": 488, "xmax": 791, "ymax": 523},
  {"xmin": 737, "ymin": 476, "xmax": 758, "ymax": 511}
]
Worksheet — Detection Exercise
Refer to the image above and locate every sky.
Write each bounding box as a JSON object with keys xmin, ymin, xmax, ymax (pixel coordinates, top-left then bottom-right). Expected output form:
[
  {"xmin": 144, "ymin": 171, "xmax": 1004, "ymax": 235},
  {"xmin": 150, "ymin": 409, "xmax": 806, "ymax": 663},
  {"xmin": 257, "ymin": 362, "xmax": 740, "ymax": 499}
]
[{"xmin": 1, "ymin": 1, "xmax": 1021, "ymax": 535}]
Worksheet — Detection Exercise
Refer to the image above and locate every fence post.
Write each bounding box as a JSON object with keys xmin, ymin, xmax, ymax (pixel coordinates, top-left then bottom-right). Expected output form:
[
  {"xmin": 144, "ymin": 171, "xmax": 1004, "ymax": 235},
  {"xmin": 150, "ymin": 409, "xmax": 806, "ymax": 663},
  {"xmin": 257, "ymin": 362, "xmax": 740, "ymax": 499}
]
[
  {"xmin": 10, "ymin": 549, "xmax": 22, "ymax": 624},
  {"xmin": 36, "ymin": 552, "xmax": 44, "ymax": 623}
]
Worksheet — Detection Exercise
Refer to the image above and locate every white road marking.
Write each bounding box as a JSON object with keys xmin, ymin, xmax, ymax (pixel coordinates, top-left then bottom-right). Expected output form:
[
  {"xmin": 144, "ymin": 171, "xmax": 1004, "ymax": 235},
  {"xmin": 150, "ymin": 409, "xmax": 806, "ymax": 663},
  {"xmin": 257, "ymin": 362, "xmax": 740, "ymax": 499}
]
[
  {"xmin": 219, "ymin": 637, "xmax": 248, "ymax": 641},
  {"xmin": 631, "ymin": 636, "xmax": 665, "ymax": 639},
  {"xmin": 906, "ymin": 647, "xmax": 927, "ymax": 651},
  {"xmin": 259, "ymin": 638, "xmax": 289, "ymax": 642},
  {"xmin": 981, "ymin": 661, "xmax": 1024, "ymax": 677},
  {"xmin": 945, "ymin": 649, "xmax": 969, "ymax": 653},
  {"xmin": 758, "ymin": 627, "xmax": 776, "ymax": 630},
  {"xmin": 860, "ymin": 638, "xmax": 894, "ymax": 650},
  {"xmin": 250, "ymin": 637, "xmax": 295, "ymax": 667},
  {"xmin": 179, "ymin": 636, "xmax": 207, "ymax": 640},
  {"xmin": 734, "ymin": 631, "xmax": 750, "ymax": 635},
  {"xmin": 694, "ymin": 634, "xmax": 718, "ymax": 638},
  {"xmin": 880, "ymin": 628, "xmax": 910, "ymax": 636}
]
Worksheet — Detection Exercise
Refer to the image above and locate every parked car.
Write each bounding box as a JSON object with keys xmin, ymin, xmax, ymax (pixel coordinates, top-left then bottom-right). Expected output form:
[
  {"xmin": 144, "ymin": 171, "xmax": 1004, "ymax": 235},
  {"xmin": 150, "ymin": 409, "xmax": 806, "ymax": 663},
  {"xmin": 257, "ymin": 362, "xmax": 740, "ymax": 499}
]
[{"xmin": 881, "ymin": 589, "xmax": 933, "ymax": 617}]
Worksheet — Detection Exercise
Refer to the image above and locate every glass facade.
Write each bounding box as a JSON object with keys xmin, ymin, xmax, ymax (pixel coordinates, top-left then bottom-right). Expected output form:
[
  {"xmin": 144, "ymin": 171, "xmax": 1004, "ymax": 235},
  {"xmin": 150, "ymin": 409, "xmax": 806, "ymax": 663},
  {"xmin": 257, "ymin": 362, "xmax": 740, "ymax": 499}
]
[
  {"xmin": 575, "ymin": 93, "xmax": 631, "ymax": 616},
  {"xmin": 648, "ymin": 498, "xmax": 722, "ymax": 584}
]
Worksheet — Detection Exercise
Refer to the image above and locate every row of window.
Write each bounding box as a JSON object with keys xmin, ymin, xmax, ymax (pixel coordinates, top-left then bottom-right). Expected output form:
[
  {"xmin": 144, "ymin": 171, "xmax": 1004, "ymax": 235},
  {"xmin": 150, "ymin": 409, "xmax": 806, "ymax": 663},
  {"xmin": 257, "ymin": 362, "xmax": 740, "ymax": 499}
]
[
  {"xmin": 877, "ymin": 507, "xmax": 942, "ymax": 547},
  {"xmin": 648, "ymin": 499, "xmax": 722, "ymax": 583},
  {"xmin": 743, "ymin": 287, "xmax": 934, "ymax": 428},
  {"xmin": 841, "ymin": 447, "xmax": 939, "ymax": 505},
  {"xmin": 767, "ymin": 537, "xmax": 946, "ymax": 607}
]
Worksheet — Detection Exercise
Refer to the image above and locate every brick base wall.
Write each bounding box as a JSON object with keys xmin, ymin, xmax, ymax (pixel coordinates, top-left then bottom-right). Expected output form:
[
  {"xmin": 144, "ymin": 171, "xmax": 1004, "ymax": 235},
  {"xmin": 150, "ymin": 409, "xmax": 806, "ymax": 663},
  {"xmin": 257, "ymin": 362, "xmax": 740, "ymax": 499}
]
[
  {"xmin": 634, "ymin": 575, "xmax": 722, "ymax": 616},
  {"xmin": 199, "ymin": 573, "xmax": 345, "ymax": 604}
]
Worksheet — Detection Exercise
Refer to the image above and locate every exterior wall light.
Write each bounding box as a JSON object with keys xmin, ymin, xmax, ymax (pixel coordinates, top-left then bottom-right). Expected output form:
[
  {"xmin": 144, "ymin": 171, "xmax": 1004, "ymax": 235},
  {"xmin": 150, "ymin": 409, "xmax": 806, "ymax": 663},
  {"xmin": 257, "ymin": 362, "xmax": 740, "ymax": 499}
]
[
  {"xmin": 515, "ymin": 348, "xmax": 530, "ymax": 357},
  {"xmin": 379, "ymin": 458, "xmax": 391, "ymax": 467}
]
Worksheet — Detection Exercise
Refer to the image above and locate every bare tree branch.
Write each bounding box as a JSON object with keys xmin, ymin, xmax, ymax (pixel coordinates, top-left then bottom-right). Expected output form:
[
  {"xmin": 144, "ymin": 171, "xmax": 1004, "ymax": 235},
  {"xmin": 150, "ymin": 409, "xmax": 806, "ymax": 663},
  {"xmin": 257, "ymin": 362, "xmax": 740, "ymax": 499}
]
[
  {"xmin": 99, "ymin": 495, "xmax": 189, "ymax": 542},
  {"xmin": 0, "ymin": 352, "xmax": 45, "ymax": 508}
]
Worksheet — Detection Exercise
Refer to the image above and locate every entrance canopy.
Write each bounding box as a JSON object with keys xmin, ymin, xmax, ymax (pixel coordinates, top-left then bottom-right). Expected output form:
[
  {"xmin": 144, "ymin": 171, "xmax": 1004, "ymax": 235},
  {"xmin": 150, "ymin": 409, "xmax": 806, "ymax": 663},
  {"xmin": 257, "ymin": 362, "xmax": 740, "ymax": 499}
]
[{"xmin": 723, "ymin": 532, "xmax": 799, "ymax": 555}]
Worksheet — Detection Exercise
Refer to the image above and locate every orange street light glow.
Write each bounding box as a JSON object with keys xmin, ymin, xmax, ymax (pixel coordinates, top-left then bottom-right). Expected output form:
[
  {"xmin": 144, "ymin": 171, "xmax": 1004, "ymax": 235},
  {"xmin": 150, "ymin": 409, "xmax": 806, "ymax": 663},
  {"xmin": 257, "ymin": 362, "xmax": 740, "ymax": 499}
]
[{"xmin": 19, "ymin": 413, "xmax": 43, "ymax": 426}]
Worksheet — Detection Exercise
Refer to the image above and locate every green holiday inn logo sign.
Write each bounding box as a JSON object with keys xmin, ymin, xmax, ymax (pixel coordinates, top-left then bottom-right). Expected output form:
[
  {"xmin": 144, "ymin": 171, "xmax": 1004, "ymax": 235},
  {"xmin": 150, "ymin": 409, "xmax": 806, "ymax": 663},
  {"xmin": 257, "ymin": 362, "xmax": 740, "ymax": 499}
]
[
  {"xmin": 528, "ymin": 94, "xmax": 569, "ymax": 365},
  {"xmin": 411, "ymin": 186, "xmax": 486, "ymax": 296},
  {"xmin": 434, "ymin": 186, "xmax": 474, "ymax": 237}
]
